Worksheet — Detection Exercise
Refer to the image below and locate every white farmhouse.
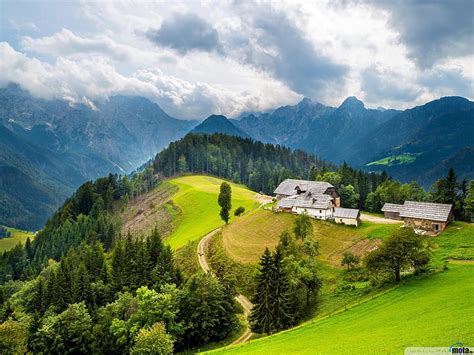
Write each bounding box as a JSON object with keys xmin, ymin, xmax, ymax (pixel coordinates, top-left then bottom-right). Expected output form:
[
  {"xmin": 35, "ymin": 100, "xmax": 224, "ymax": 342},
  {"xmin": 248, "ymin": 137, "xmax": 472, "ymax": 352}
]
[{"xmin": 275, "ymin": 179, "xmax": 346, "ymax": 220}]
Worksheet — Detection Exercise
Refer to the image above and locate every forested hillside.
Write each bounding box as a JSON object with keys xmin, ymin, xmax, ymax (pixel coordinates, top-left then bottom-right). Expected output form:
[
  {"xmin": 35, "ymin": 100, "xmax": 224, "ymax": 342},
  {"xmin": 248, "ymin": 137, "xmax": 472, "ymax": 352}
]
[
  {"xmin": 153, "ymin": 133, "xmax": 335, "ymax": 194},
  {"xmin": 0, "ymin": 171, "xmax": 241, "ymax": 353}
]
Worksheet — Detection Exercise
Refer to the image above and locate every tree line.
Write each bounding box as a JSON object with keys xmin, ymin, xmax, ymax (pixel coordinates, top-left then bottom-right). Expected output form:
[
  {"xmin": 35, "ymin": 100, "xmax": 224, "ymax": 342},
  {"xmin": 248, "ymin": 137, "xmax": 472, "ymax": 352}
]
[
  {"xmin": 0, "ymin": 229, "xmax": 238, "ymax": 354},
  {"xmin": 153, "ymin": 133, "xmax": 336, "ymax": 194}
]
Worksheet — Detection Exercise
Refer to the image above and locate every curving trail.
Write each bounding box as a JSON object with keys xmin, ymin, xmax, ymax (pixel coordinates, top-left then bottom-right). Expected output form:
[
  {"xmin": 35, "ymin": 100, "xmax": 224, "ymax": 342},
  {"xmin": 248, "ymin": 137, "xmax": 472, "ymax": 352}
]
[{"xmin": 197, "ymin": 228, "xmax": 253, "ymax": 345}]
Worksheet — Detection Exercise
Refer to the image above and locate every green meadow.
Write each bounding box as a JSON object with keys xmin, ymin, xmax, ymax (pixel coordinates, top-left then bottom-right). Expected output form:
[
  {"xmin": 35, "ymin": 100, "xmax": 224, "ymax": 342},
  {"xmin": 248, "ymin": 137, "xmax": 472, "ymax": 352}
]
[
  {"xmin": 366, "ymin": 153, "xmax": 420, "ymax": 167},
  {"xmin": 210, "ymin": 264, "xmax": 474, "ymax": 354},
  {"xmin": 165, "ymin": 175, "xmax": 259, "ymax": 250},
  {"xmin": 0, "ymin": 226, "xmax": 35, "ymax": 252}
]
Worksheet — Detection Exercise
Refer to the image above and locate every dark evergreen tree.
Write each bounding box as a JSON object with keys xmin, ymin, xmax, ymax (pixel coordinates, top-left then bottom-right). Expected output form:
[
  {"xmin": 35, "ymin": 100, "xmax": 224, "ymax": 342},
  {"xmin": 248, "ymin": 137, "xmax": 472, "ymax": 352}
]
[
  {"xmin": 271, "ymin": 247, "xmax": 293, "ymax": 331},
  {"xmin": 250, "ymin": 248, "xmax": 276, "ymax": 334},
  {"xmin": 218, "ymin": 182, "xmax": 232, "ymax": 224}
]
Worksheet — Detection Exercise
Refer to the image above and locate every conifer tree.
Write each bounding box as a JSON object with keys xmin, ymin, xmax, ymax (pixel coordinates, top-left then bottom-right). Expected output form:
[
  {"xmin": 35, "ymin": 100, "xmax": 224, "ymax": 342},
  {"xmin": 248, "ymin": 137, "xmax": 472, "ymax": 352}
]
[
  {"xmin": 147, "ymin": 228, "xmax": 164, "ymax": 268},
  {"xmin": 110, "ymin": 240, "xmax": 126, "ymax": 292},
  {"xmin": 249, "ymin": 248, "xmax": 275, "ymax": 334},
  {"xmin": 218, "ymin": 182, "xmax": 232, "ymax": 224},
  {"xmin": 271, "ymin": 247, "xmax": 293, "ymax": 331}
]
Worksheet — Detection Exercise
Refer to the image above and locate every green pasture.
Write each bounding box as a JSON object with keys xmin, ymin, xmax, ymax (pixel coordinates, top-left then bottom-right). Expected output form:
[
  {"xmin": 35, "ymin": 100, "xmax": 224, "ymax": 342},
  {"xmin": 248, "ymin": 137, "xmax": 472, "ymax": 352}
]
[
  {"xmin": 165, "ymin": 175, "xmax": 259, "ymax": 250},
  {"xmin": 210, "ymin": 265, "xmax": 474, "ymax": 354}
]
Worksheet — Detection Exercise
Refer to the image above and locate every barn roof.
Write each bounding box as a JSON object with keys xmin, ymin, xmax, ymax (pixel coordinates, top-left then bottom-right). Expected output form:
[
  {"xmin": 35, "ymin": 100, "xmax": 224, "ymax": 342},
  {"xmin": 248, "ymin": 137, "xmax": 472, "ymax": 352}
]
[
  {"xmin": 334, "ymin": 207, "xmax": 360, "ymax": 219},
  {"xmin": 277, "ymin": 198, "xmax": 296, "ymax": 209},
  {"xmin": 274, "ymin": 179, "xmax": 333, "ymax": 196},
  {"xmin": 294, "ymin": 194, "xmax": 333, "ymax": 209},
  {"xmin": 399, "ymin": 201, "xmax": 452, "ymax": 222},
  {"xmin": 381, "ymin": 203, "xmax": 404, "ymax": 213}
]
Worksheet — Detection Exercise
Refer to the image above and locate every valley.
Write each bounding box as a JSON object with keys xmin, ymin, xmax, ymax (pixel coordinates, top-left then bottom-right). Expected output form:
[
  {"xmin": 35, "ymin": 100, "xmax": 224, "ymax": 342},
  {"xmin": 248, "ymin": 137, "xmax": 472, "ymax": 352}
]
[{"xmin": 0, "ymin": 225, "xmax": 35, "ymax": 252}]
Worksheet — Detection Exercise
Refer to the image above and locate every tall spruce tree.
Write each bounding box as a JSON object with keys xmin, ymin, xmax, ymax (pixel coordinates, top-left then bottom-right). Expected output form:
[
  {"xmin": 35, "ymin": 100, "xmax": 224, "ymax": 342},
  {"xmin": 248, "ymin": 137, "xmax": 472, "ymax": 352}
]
[
  {"xmin": 271, "ymin": 247, "xmax": 293, "ymax": 331},
  {"xmin": 250, "ymin": 248, "xmax": 275, "ymax": 334},
  {"xmin": 218, "ymin": 182, "xmax": 232, "ymax": 224},
  {"xmin": 250, "ymin": 247, "xmax": 293, "ymax": 334}
]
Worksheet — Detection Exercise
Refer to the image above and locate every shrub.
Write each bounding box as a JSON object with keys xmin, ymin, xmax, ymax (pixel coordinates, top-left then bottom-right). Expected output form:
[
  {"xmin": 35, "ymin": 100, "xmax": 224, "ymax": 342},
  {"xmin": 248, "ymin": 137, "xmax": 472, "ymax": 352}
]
[{"xmin": 234, "ymin": 206, "xmax": 245, "ymax": 216}]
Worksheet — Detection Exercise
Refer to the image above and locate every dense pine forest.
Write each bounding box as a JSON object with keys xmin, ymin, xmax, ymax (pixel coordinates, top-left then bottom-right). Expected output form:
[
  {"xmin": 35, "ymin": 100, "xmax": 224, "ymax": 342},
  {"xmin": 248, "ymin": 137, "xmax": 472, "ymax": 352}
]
[{"xmin": 153, "ymin": 133, "xmax": 335, "ymax": 194}]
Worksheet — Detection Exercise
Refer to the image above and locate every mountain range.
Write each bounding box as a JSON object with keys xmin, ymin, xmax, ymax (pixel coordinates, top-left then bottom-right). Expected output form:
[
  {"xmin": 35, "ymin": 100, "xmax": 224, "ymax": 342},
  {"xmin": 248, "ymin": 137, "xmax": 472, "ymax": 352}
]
[
  {"xmin": 1, "ymin": 82, "xmax": 473, "ymax": 229},
  {"xmin": 0, "ymin": 84, "xmax": 197, "ymax": 229},
  {"xmin": 195, "ymin": 96, "xmax": 474, "ymax": 187}
]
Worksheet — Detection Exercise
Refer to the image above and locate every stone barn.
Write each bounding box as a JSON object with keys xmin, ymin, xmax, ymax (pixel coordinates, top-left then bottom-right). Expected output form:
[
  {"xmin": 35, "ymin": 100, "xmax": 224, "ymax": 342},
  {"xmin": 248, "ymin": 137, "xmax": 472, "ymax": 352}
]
[{"xmin": 399, "ymin": 201, "xmax": 453, "ymax": 235}]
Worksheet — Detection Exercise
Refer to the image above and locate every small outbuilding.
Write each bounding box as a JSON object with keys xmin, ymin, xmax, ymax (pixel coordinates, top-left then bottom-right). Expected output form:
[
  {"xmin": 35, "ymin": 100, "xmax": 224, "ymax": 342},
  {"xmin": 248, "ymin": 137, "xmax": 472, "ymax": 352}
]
[
  {"xmin": 333, "ymin": 207, "xmax": 361, "ymax": 227},
  {"xmin": 381, "ymin": 203, "xmax": 404, "ymax": 220},
  {"xmin": 277, "ymin": 197, "xmax": 296, "ymax": 212}
]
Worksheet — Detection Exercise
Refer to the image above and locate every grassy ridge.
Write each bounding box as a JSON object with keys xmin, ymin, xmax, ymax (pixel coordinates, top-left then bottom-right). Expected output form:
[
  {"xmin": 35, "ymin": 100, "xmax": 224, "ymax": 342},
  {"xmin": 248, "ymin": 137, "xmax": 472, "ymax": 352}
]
[
  {"xmin": 210, "ymin": 265, "xmax": 474, "ymax": 354},
  {"xmin": 165, "ymin": 175, "xmax": 259, "ymax": 250},
  {"xmin": 0, "ymin": 226, "xmax": 34, "ymax": 252}
]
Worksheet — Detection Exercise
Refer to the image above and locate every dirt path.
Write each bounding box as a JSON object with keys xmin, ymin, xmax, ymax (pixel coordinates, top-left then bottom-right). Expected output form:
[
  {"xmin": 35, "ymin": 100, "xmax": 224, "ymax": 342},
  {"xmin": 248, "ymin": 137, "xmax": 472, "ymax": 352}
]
[
  {"xmin": 197, "ymin": 228, "xmax": 253, "ymax": 346},
  {"xmin": 360, "ymin": 213, "xmax": 403, "ymax": 224}
]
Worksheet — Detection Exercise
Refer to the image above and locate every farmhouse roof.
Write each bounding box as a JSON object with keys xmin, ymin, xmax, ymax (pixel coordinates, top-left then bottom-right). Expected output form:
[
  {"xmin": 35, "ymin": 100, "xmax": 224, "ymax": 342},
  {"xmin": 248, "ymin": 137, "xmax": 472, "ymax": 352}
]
[
  {"xmin": 277, "ymin": 197, "xmax": 296, "ymax": 209},
  {"xmin": 294, "ymin": 194, "xmax": 333, "ymax": 209},
  {"xmin": 399, "ymin": 201, "xmax": 452, "ymax": 222},
  {"xmin": 381, "ymin": 203, "xmax": 404, "ymax": 213},
  {"xmin": 334, "ymin": 207, "xmax": 360, "ymax": 219},
  {"xmin": 274, "ymin": 179, "xmax": 333, "ymax": 196}
]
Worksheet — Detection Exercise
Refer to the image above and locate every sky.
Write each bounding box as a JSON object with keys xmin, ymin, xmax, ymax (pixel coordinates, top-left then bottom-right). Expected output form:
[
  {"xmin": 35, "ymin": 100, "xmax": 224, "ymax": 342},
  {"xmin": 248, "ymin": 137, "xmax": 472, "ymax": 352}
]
[{"xmin": 0, "ymin": 0, "xmax": 473, "ymax": 119}]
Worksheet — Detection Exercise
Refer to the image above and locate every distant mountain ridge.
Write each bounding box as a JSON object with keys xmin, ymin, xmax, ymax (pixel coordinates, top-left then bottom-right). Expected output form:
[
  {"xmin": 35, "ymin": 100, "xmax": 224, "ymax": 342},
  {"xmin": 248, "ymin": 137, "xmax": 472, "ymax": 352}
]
[
  {"xmin": 1, "ymin": 82, "xmax": 472, "ymax": 229},
  {"xmin": 0, "ymin": 84, "xmax": 197, "ymax": 229},
  {"xmin": 191, "ymin": 114, "xmax": 250, "ymax": 138},
  {"xmin": 198, "ymin": 95, "xmax": 473, "ymax": 186}
]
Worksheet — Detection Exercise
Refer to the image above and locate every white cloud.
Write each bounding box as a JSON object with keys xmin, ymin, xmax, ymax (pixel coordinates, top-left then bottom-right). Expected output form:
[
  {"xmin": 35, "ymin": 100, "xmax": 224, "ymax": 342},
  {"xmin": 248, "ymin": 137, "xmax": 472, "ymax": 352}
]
[
  {"xmin": 0, "ymin": 42, "xmax": 299, "ymax": 119},
  {"xmin": 0, "ymin": 0, "xmax": 472, "ymax": 118},
  {"xmin": 21, "ymin": 29, "xmax": 135, "ymax": 61}
]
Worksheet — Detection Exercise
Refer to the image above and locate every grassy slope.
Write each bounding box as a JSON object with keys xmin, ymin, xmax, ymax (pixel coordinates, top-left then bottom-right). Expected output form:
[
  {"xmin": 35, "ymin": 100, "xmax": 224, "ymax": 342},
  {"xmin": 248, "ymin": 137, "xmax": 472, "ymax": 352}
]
[
  {"xmin": 166, "ymin": 175, "xmax": 259, "ymax": 250},
  {"xmin": 431, "ymin": 222, "xmax": 474, "ymax": 264},
  {"xmin": 214, "ymin": 219, "xmax": 474, "ymax": 354},
  {"xmin": 0, "ymin": 226, "xmax": 35, "ymax": 252},
  {"xmin": 366, "ymin": 153, "xmax": 420, "ymax": 167},
  {"xmin": 212, "ymin": 265, "xmax": 474, "ymax": 354},
  {"xmin": 222, "ymin": 209, "xmax": 398, "ymax": 265}
]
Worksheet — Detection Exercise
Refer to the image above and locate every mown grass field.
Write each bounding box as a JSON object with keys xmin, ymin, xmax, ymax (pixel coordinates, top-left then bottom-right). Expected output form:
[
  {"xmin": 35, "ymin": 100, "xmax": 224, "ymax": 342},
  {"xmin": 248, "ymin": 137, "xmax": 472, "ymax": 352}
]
[
  {"xmin": 430, "ymin": 222, "xmax": 474, "ymax": 265},
  {"xmin": 0, "ymin": 226, "xmax": 35, "ymax": 252},
  {"xmin": 210, "ymin": 265, "xmax": 474, "ymax": 354},
  {"xmin": 222, "ymin": 209, "xmax": 399, "ymax": 266},
  {"xmin": 165, "ymin": 175, "xmax": 259, "ymax": 250}
]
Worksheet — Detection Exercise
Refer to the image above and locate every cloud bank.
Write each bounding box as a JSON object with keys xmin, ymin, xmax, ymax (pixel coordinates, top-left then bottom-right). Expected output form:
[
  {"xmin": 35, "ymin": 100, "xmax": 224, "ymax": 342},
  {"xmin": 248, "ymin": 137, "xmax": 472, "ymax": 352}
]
[{"xmin": 0, "ymin": 0, "xmax": 472, "ymax": 118}]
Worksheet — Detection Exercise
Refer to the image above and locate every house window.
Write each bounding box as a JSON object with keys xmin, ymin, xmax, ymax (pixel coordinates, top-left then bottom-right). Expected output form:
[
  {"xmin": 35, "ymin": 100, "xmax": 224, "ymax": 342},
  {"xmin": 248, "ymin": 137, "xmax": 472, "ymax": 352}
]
[
  {"xmin": 433, "ymin": 224, "xmax": 439, "ymax": 231},
  {"xmin": 320, "ymin": 210, "xmax": 322, "ymax": 213}
]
